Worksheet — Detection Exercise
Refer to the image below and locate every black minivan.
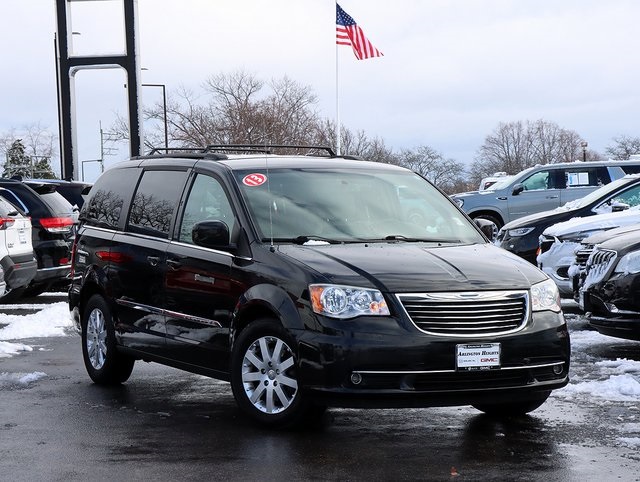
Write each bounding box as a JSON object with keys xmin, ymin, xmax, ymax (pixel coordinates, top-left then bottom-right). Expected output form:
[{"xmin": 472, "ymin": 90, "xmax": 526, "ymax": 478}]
[{"xmin": 69, "ymin": 147, "xmax": 570, "ymax": 427}]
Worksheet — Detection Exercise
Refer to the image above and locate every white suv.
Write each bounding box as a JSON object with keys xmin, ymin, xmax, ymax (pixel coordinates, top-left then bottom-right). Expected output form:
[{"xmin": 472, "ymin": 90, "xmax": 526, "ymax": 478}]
[{"xmin": 0, "ymin": 196, "xmax": 37, "ymax": 302}]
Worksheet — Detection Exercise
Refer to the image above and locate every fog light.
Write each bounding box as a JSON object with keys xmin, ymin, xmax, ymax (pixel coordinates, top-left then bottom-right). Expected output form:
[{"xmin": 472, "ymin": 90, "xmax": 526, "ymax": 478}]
[
  {"xmin": 350, "ymin": 372, "xmax": 362, "ymax": 385},
  {"xmin": 553, "ymin": 364, "xmax": 563, "ymax": 375}
]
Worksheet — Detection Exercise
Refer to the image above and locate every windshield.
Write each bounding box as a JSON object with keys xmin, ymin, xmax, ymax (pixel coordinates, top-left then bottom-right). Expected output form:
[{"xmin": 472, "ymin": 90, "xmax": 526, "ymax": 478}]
[
  {"xmin": 485, "ymin": 177, "xmax": 512, "ymax": 191},
  {"xmin": 234, "ymin": 167, "xmax": 484, "ymax": 244}
]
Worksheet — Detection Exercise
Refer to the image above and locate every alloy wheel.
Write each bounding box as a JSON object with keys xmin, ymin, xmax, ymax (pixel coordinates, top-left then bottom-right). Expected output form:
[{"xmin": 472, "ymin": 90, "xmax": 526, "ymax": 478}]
[{"xmin": 241, "ymin": 335, "xmax": 298, "ymax": 414}]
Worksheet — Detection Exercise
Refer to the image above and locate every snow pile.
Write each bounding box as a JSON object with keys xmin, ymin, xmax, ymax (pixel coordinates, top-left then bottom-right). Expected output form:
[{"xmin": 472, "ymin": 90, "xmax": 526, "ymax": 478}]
[
  {"xmin": 0, "ymin": 302, "xmax": 73, "ymax": 358},
  {"xmin": 559, "ymin": 357, "xmax": 640, "ymax": 402},
  {"xmin": 0, "ymin": 371, "xmax": 47, "ymax": 387}
]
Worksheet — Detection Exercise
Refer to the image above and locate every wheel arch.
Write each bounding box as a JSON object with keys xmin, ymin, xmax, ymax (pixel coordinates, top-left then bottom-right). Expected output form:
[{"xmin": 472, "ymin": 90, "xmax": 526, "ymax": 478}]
[
  {"xmin": 469, "ymin": 209, "xmax": 506, "ymax": 227},
  {"xmin": 76, "ymin": 266, "xmax": 115, "ymax": 327},
  {"xmin": 231, "ymin": 283, "xmax": 306, "ymax": 348}
]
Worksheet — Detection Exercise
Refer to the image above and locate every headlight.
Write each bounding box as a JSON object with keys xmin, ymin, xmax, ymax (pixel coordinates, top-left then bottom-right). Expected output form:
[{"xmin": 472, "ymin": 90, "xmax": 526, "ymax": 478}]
[
  {"xmin": 309, "ymin": 284, "xmax": 390, "ymax": 319},
  {"xmin": 531, "ymin": 278, "xmax": 561, "ymax": 313},
  {"xmin": 508, "ymin": 227, "xmax": 535, "ymax": 237},
  {"xmin": 452, "ymin": 197, "xmax": 463, "ymax": 208},
  {"xmin": 614, "ymin": 250, "xmax": 640, "ymax": 274}
]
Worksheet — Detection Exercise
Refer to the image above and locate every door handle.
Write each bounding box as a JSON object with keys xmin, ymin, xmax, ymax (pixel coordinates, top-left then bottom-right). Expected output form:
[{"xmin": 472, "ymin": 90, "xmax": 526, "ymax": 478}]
[
  {"xmin": 147, "ymin": 256, "xmax": 160, "ymax": 267},
  {"xmin": 545, "ymin": 195, "xmax": 559, "ymax": 199},
  {"xmin": 166, "ymin": 259, "xmax": 182, "ymax": 269}
]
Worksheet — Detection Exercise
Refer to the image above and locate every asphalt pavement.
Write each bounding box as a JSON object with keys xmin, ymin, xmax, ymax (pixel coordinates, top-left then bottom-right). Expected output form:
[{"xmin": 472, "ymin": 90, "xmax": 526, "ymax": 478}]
[{"xmin": 0, "ymin": 296, "xmax": 639, "ymax": 481}]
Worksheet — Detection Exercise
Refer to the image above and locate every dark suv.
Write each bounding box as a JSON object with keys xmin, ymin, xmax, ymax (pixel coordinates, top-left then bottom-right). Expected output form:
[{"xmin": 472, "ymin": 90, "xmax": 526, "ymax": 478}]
[
  {"xmin": 69, "ymin": 146, "xmax": 570, "ymax": 427},
  {"xmin": 0, "ymin": 179, "xmax": 75, "ymax": 297}
]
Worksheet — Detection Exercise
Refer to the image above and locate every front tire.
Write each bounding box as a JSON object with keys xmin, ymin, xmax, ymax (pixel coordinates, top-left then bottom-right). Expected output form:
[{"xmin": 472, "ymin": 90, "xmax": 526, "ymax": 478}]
[
  {"xmin": 231, "ymin": 319, "xmax": 324, "ymax": 427},
  {"xmin": 473, "ymin": 391, "xmax": 551, "ymax": 416},
  {"xmin": 81, "ymin": 294, "xmax": 134, "ymax": 385}
]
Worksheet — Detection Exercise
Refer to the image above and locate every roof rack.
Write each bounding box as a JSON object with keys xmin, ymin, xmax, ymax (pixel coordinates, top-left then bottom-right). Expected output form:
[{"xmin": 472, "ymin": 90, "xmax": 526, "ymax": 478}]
[{"xmin": 147, "ymin": 144, "xmax": 338, "ymax": 157}]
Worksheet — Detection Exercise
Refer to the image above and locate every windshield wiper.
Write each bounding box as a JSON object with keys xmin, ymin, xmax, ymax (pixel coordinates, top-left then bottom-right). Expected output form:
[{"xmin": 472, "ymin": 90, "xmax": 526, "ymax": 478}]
[
  {"xmin": 383, "ymin": 235, "xmax": 461, "ymax": 243},
  {"xmin": 293, "ymin": 235, "xmax": 344, "ymax": 245}
]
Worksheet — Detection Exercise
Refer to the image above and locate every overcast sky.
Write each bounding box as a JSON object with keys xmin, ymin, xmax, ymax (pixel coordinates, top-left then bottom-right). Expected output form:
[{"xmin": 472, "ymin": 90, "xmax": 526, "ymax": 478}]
[{"xmin": 1, "ymin": 1, "xmax": 639, "ymax": 181}]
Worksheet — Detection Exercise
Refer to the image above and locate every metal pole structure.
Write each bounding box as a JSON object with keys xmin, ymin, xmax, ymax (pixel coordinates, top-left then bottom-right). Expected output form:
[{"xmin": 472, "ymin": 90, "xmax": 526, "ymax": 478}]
[
  {"xmin": 55, "ymin": 0, "xmax": 142, "ymax": 180},
  {"xmin": 142, "ymin": 83, "xmax": 168, "ymax": 152}
]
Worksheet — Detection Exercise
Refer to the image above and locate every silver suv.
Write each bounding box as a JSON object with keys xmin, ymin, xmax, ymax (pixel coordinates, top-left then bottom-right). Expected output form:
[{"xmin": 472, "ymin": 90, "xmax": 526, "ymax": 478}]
[{"xmin": 451, "ymin": 160, "xmax": 640, "ymax": 229}]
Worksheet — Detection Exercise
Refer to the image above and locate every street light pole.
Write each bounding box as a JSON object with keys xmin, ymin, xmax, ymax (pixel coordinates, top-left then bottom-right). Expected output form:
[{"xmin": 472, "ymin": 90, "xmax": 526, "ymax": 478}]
[
  {"xmin": 142, "ymin": 83, "xmax": 168, "ymax": 152},
  {"xmin": 581, "ymin": 141, "xmax": 588, "ymax": 162}
]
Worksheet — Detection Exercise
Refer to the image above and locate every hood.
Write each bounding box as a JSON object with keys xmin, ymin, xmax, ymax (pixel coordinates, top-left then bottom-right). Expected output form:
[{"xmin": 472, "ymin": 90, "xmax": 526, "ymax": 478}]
[
  {"xmin": 451, "ymin": 190, "xmax": 495, "ymax": 198},
  {"xmin": 582, "ymin": 223, "xmax": 640, "ymax": 246},
  {"xmin": 543, "ymin": 209, "xmax": 640, "ymax": 238},
  {"xmin": 277, "ymin": 242, "xmax": 546, "ymax": 293},
  {"xmin": 502, "ymin": 206, "xmax": 580, "ymax": 230},
  {"xmin": 597, "ymin": 229, "xmax": 640, "ymax": 254}
]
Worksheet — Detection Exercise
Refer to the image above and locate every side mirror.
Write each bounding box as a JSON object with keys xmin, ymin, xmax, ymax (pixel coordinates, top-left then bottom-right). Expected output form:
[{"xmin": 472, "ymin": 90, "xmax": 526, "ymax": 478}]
[
  {"xmin": 192, "ymin": 220, "xmax": 231, "ymax": 249},
  {"xmin": 512, "ymin": 184, "xmax": 524, "ymax": 196},
  {"xmin": 474, "ymin": 218, "xmax": 498, "ymax": 241},
  {"xmin": 611, "ymin": 202, "xmax": 630, "ymax": 213}
]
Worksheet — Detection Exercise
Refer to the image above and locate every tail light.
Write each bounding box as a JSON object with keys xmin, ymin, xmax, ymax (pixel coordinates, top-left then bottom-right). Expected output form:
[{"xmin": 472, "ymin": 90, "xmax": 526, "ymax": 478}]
[
  {"xmin": 40, "ymin": 217, "xmax": 73, "ymax": 233},
  {"xmin": 0, "ymin": 217, "xmax": 16, "ymax": 230}
]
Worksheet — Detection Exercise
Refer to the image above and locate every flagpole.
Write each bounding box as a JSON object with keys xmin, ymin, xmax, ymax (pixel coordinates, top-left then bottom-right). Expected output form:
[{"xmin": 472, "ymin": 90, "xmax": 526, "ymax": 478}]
[{"xmin": 335, "ymin": 2, "xmax": 341, "ymax": 156}]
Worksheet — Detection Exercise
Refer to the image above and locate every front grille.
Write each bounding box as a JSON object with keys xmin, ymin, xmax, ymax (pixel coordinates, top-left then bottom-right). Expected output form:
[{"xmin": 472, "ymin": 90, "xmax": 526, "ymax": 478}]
[
  {"xmin": 397, "ymin": 291, "xmax": 528, "ymax": 337},
  {"xmin": 584, "ymin": 249, "xmax": 617, "ymax": 286},
  {"xmin": 575, "ymin": 243, "xmax": 595, "ymax": 269}
]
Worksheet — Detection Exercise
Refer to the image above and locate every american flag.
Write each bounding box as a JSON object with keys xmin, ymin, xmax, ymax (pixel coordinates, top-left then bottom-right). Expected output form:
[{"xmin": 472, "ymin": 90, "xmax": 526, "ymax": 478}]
[{"xmin": 336, "ymin": 4, "xmax": 383, "ymax": 60}]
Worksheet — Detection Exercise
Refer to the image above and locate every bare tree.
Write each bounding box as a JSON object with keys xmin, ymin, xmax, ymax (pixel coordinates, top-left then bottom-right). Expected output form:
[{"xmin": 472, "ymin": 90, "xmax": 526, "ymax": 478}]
[
  {"xmin": 605, "ymin": 135, "xmax": 640, "ymax": 160},
  {"xmin": 472, "ymin": 119, "xmax": 588, "ymax": 187},
  {"xmin": 398, "ymin": 146, "xmax": 467, "ymax": 194}
]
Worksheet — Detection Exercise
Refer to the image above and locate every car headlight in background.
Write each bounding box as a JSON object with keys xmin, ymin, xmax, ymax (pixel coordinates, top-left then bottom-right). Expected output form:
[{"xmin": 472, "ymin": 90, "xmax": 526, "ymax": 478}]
[
  {"xmin": 453, "ymin": 198, "xmax": 464, "ymax": 208},
  {"xmin": 508, "ymin": 227, "xmax": 535, "ymax": 237},
  {"xmin": 614, "ymin": 250, "xmax": 640, "ymax": 275},
  {"xmin": 531, "ymin": 278, "xmax": 561, "ymax": 313},
  {"xmin": 310, "ymin": 284, "xmax": 390, "ymax": 319}
]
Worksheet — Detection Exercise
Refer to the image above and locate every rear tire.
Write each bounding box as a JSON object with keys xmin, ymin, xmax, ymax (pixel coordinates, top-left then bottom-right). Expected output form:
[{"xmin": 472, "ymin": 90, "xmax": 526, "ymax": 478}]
[
  {"xmin": 81, "ymin": 294, "xmax": 134, "ymax": 385},
  {"xmin": 231, "ymin": 319, "xmax": 325, "ymax": 428},
  {"xmin": 0, "ymin": 287, "xmax": 26, "ymax": 303},
  {"xmin": 473, "ymin": 391, "xmax": 551, "ymax": 416},
  {"xmin": 22, "ymin": 282, "xmax": 52, "ymax": 298}
]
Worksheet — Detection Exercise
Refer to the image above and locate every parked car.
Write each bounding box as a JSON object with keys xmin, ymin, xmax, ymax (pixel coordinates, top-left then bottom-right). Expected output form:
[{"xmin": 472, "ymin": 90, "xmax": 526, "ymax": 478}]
[
  {"xmin": 451, "ymin": 160, "xmax": 640, "ymax": 230},
  {"xmin": 578, "ymin": 229, "xmax": 640, "ymax": 341},
  {"xmin": 479, "ymin": 172, "xmax": 512, "ymax": 191},
  {"xmin": 570, "ymin": 223, "xmax": 640, "ymax": 302},
  {"xmin": 24, "ymin": 179, "xmax": 92, "ymax": 239},
  {"xmin": 0, "ymin": 195, "xmax": 37, "ymax": 302},
  {"xmin": 496, "ymin": 174, "xmax": 640, "ymax": 264},
  {"xmin": 537, "ymin": 207, "xmax": 640, "ymax": 296},
  {"xmin": 69, "ymin": 146, "xmax": 570, "ymax": 428},
  {"xmin": 0, "ymin": 179, "xmax": 75, "ymax": 297}
]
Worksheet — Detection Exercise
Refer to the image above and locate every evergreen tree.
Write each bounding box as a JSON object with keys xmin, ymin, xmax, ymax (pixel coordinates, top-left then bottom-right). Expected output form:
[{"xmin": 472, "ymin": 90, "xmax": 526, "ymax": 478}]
[{"xmin": 3, "ymin": 139, "xmax": 57, "ymax": 179}]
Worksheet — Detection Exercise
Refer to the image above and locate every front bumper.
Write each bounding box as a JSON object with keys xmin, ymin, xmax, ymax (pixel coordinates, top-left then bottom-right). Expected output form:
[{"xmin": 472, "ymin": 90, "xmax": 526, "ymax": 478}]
[
  {"xmin": 588, "ymin": 314, "xmax": 640, "ymax": 341},
  {"xmin": 296, "ymin": 311, "xmax": 570, "ymax": 408},
  {"xmin": 497, "ymin": 231, "xmax": 540, "ymax": 264}
]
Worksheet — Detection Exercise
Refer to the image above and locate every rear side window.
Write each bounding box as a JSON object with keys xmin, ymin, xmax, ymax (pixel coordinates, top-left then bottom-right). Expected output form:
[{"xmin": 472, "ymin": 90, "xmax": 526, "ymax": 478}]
[
  {"xmin": 83, "ymin": 168, "xmax": 141, "ymax": 230},
  {"xmin": 127, "ymin": 170, "xmax": 188, "ymax": 239},
  {"xmin": 564, "ymin": 166, "xmax": 609, "ymax": 188},
  {"xmin": 620, "ymin": 164, "xmax": 640, "ymax": 175},
  {"xmin": 0, "ymin": 185, "xmax": 48, "ymax": 218}
]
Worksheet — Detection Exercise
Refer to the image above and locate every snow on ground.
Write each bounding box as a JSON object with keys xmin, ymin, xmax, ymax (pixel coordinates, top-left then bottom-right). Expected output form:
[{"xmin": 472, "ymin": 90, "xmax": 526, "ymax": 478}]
[{"xmin": 0, "ymin": 299, "xmax": 73, "ymax": 358}]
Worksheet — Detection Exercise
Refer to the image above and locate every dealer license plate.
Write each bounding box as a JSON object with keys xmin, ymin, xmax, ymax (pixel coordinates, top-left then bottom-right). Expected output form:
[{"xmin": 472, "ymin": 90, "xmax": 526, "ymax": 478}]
[{"xmin": 456, "ymin": 343, "xmax": 501, "ymax": 371}]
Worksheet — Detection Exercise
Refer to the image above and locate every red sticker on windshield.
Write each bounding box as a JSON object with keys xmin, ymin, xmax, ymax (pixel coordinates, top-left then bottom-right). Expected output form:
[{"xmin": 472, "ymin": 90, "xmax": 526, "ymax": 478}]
[{"xmin": 242, "ymin": 173, "xmax": 267, "ymax": 187}]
